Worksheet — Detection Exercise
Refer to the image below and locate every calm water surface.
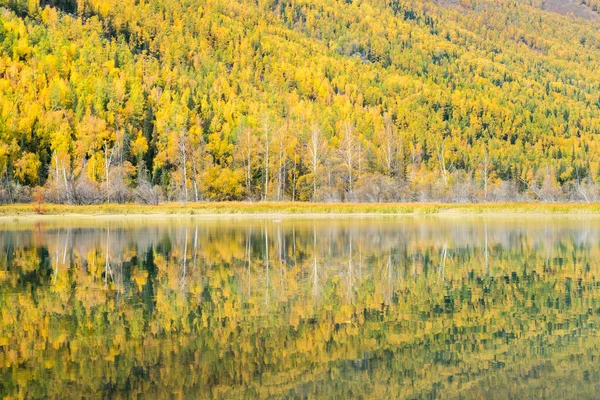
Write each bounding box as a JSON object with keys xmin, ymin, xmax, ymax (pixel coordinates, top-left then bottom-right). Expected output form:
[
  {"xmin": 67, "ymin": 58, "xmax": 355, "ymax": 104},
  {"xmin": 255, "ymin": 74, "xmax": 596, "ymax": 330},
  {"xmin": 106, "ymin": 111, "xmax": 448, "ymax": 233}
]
[{"xmin": 1, "ymin": 216, "xmax": 600, "ymax": 399}]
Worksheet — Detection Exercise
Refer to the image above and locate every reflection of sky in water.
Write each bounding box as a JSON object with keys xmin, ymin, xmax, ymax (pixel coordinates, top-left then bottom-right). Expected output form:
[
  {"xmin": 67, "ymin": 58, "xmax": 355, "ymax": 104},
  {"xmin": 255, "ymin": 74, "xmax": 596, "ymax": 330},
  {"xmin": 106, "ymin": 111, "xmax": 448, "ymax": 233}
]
[{"xmin": 1, "ymin": 216, "xmax": 599, "ymax": 398}]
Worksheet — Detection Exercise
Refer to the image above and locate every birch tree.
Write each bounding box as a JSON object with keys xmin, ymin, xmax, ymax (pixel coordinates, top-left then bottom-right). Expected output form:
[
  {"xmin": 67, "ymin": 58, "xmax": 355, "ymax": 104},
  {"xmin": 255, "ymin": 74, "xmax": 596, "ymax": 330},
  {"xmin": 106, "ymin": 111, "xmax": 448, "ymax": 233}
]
[{"xmin": 339, "ymin": 121, "xmax": 359, "ymax": 194}]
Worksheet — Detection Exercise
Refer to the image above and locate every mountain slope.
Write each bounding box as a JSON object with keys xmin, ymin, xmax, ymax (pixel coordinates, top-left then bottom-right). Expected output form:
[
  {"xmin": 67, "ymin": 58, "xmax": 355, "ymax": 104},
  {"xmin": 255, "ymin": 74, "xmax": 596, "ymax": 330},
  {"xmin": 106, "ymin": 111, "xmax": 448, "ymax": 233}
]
[
  {"xmin": 0, "ymin": 0, "xmax": 600, "ymax": 203},
  {"xmin": 543, "ymin": 0, "xmax": 599, "ymax": 20}
]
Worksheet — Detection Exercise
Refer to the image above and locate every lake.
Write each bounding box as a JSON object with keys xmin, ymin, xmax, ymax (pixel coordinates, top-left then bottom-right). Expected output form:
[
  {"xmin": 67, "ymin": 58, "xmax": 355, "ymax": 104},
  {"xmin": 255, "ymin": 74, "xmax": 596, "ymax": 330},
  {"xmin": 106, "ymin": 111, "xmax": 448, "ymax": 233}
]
[{"xmin": 1, "ymin": 215, "xmax": 599, "ymax": 398}]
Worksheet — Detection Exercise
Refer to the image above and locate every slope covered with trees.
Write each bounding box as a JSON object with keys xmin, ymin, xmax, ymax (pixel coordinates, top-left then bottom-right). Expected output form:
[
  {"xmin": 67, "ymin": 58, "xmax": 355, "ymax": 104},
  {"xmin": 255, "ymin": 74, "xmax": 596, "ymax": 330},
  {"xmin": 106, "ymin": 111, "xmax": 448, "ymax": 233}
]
[{"xmin": 1, "ymin": 0, "xmax": 600, "ymax": 203}]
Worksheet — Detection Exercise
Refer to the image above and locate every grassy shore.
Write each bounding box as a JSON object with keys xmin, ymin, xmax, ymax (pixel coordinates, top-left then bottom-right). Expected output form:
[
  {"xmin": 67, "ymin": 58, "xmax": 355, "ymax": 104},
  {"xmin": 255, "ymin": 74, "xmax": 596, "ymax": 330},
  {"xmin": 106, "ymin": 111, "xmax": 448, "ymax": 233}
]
[{"xmin": 0, "ymin": 202, "xmax": 599, "ymax": 216}]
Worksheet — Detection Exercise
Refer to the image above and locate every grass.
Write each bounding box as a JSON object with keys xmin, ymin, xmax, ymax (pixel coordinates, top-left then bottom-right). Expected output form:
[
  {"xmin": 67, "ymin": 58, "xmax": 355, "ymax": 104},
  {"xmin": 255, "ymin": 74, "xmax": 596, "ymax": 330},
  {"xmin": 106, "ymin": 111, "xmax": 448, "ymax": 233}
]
[{"xmin": 0, "ymin": 201, "xmax": 600, "ymax": 216}]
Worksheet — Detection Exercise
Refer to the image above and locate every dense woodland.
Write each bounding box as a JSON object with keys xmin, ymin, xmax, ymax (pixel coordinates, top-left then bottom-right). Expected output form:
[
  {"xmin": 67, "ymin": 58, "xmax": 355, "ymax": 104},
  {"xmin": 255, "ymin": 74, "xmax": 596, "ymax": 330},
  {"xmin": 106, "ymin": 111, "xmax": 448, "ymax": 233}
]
[{"xmin": 1, "ymin": 0, "xmax": 600, "ymax": 203}]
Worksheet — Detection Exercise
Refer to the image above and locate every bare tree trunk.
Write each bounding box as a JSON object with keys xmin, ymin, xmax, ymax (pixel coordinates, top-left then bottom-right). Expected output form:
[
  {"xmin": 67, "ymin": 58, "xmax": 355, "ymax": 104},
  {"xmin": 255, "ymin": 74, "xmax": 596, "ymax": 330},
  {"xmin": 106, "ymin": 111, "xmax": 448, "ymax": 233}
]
[
  {"xmin": 341, "ymin": 122, "xmax": 357, "ymax": 194},
  {"xmin": 282, "ymin": 159, "xmax": 286, "ymax": 201},
  {"xmin": 192, "ymin": 163, "xmax": 199, "ymax": 202},
  {"xmin": 263, "ymin": 121, "xmax": 270, "ymax": 201},
  {"xmin": 246, "ymin": 129, "xmax": 252, "ymax": 196},
  {"xmin": 483, "ymin": 149, "xmax": 489, "ymax": 201},
  {"xmin": 575, "ymin": 166, "xmax": 591, "ymax": 204},
  {"xmin": 62, "ymin": 166, "xmax": 70, "ymax": 203},
  {"xmin": 578, "ymin": 184, "xmax": 591, "ymax": 204},
  {"xmin": 411, "ymin": 146, "xmax": 417, "ymax": 195},
  {"xmin": 182, "ymin": 146, "xmax": 188, "ymax": 203},
  {"xmin": 438, "ymin": 141, "xmax": 448, "ymax": 187},
  {"xmin": 292, "ymin": 155, "xmax": 297, "ymax": 201},
  {"xmin": 177, "ymin": 130, "xmax": 189, "ymax": 203},
  {"xmin": 347, "ymin": 143, "xmax": 353, "ymax": 192},
  {"xmin": 277, "ymin": 143, "xmax": 283, "ymax": 201},
  {"xmin": 310, "ymin": 126, "xmax": 320, "ymax": 200},
  {"xmin": 383, "ymin": 115, "xmax": 396, "ymax": 176},
  {"xmin": 4, "ymin": 169, "xmax": 13, "ymax": 204},
  {"xmin": 54, "ymin": 151, "xmax": 62, "ymax": 203},
  {"xmin": 357, "ymin": 142, "xmax": 362, "ymax": 182},
  {"xmin": 104, "ymin": 140, "xmax": 113, "ymax": 203}
]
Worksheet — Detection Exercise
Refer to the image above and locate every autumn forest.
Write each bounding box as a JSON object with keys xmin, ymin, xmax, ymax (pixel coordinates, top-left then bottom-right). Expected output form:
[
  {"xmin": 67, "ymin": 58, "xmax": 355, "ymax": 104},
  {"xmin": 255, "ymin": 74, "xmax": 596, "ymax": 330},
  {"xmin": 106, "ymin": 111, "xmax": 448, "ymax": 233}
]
[{"xmin": 1, "ymin": 0, "xmax": 600, "ymax": 204}]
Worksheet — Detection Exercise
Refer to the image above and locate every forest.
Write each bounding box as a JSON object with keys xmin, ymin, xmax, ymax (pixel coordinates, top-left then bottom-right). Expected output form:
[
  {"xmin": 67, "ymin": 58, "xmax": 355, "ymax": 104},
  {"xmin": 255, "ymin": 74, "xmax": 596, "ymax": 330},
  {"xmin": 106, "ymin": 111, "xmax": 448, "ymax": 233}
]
[{"xmin": 1, "ymin": 0, "xmax": 600, "ymax": 204}]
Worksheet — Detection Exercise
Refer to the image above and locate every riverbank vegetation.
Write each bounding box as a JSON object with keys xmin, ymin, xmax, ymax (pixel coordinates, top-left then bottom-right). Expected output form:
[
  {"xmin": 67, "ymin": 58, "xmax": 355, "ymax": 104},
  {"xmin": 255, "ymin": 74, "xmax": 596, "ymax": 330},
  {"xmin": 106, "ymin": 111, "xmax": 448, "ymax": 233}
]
[
  {"xmin": 1, "ymin": 0, "xmax": 600, "ymax": 204},
  {"xmin": 2, "ymin": 201, "xmax": 600, "ymax": 216}
]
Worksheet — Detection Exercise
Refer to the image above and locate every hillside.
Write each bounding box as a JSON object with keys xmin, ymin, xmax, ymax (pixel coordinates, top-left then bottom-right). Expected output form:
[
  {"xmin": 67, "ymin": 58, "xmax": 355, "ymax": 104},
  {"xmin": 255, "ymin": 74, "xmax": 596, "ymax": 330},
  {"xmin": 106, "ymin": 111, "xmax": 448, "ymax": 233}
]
[
  {"xmin": 544, "ymin": 0, "xmax": 599, "ymax": 20},
  {"xmin": 1, "ymin": 0, "xmax": 600, "ymax": 203}
]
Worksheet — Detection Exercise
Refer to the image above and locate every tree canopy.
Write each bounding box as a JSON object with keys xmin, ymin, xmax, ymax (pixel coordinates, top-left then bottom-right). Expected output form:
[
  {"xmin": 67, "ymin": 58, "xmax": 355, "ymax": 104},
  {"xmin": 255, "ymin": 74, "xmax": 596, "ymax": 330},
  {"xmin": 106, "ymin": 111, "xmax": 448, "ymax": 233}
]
[{"xmin": 1, "ymin": 0, "xmax": 600, "ymax": 202}]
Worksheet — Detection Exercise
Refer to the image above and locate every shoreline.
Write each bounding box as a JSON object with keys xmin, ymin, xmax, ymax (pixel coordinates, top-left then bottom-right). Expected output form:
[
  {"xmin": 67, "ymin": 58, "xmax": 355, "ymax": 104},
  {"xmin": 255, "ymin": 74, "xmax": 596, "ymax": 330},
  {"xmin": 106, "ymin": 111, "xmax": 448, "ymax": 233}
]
[{"xmin": 0, "ymin": 202, "xmax": 599, "ymax": 219}]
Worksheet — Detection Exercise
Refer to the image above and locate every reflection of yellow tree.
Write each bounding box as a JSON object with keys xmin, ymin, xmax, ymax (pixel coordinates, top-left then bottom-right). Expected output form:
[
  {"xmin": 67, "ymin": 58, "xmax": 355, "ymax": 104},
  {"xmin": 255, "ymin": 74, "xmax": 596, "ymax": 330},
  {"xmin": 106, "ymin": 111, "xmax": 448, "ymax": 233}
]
[{"xmin": 1, "ymin": 219, "xmax": 600, "ymax": 397}]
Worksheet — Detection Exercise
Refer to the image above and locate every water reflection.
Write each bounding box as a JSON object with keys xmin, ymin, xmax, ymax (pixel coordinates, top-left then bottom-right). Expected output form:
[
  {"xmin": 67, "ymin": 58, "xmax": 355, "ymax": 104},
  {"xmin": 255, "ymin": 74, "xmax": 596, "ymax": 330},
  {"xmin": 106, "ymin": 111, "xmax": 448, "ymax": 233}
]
[{"xmin": 1, "ymin": 216, "xmax": 600, "ymax": 398}]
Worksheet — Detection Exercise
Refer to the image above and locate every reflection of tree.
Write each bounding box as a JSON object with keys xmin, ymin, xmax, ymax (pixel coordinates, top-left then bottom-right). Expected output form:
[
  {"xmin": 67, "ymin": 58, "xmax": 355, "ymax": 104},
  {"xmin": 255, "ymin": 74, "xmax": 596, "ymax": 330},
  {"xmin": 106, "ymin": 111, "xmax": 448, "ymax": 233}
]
[
  {"xmin": 346, "ymin": 235, "xmax": 354, "ymax": 302},
  {"xmin": 104, "ymin": 225, "xmax": 113, "ymax": 287},
  {"xmin": 2, "ymin": 219, "xmax": 600, "ymax": 398},
  {"xmin": 312, "ymin": 222, "xmax": 319, "ymax": 300},
  {"xmin": 245, "ymin": 226, "xmax": 252, "ymax": 300},
  {"xmin": 438, "ymin": 244, "xmax": 447, "ymax": 283},
  {"xmin": 264, "ymin": 222, "xmax": 270, "ymax": 305},
  {"xmin": 179, "ymin": 228, "xmax": 188, "ymax": 294}
]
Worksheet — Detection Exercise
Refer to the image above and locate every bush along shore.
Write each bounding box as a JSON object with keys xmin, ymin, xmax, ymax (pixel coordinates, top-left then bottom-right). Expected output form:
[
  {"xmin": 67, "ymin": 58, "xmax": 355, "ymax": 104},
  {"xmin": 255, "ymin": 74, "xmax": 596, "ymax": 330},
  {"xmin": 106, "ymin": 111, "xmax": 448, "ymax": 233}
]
[{"xmin": 2, "ymin": 202, "xmax": 600, "ymax": 217}]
